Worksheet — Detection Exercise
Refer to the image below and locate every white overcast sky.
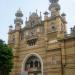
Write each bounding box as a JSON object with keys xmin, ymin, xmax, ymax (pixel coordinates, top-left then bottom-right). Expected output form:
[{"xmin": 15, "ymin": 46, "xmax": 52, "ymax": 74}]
[{"xmin": 0, "ymin": 0, "xmax": 75, "ymax": 43}]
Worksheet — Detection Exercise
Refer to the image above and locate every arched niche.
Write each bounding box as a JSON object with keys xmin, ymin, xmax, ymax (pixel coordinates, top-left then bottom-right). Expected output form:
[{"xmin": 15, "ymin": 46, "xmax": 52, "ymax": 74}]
[{"xmin": 21, "ymin": 53, "xmax": 43, "ymax": 75}]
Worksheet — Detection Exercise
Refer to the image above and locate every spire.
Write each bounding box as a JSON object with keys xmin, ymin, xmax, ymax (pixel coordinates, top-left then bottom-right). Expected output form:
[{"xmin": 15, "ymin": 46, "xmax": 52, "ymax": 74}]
[
  {"xmin": 14, "ymin": 8, "xmax": 23, "ymax": 25},
  {"xmin": 26, "ymin": 17, "xmax": 27, "ymax": 22},
  {"xmin": 36, "ymin": 9, "xmax": 37, "ymax": 14},
  {"xmin": 40, "ymin": 11, "xmax": 42, "ymax": 20}
]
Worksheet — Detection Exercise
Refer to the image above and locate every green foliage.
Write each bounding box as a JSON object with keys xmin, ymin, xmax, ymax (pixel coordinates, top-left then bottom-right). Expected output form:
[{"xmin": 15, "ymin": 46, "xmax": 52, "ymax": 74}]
[{"xmin": 0, "ymin": 39, "xmax": 13, "ymax": 75}]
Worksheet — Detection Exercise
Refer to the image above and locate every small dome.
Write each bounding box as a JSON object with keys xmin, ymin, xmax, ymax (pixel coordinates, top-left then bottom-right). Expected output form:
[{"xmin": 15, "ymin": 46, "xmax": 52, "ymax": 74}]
[
  {"xmin": 15, "ymin": 8, "xmax": 23, "ymax": 17},
  {"xmin": 29, "ymin": 12, "xmax": 39, "ymax": 21},
  {"xmin": 14, "ymin": 18, "xmax": 23, "ymax": 24},
  {"xmin": 49, "ymin": 3, "xmax": 60, "ymax": 10},
  {"xmin": 9, "ymin": 25, "xmax": 13, "ymax": 28},
  {"xmin": 44, "ymin": 11, "xmax": 49, "ymax": 15},
  {"xmin": 61, "ymin": 13, "xmax": 66, "ymax": 16},
  {"xmin": 30, "ymin": 12, "xmax": 38, "ymax": 18}
]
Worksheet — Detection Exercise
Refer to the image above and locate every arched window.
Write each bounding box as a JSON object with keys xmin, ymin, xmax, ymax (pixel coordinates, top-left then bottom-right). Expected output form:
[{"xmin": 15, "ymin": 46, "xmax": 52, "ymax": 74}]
[{"xmin": 25, "ymin": 55, "xmax": 42, "ymax": 74}]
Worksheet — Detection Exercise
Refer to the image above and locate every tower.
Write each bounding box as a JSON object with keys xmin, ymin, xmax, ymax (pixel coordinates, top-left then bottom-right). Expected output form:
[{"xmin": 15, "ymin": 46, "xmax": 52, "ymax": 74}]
[
  {"xmin": 14, "ymin": 8, "xmax": 23, "ymax": 30},
  {"xmin": 44, "ymin": 0, "xmax": 67, "ymax": 41},
  {"xmin": 14, "ymin": 8, "xmax": 23, "ymax": 48},
  {"xmin": 49, "ymin": 0, "xmax": 60, "ymax": 17},
  {"xmin": 8, "ymin": 9, "xmax": 23, "ymax": 75}
]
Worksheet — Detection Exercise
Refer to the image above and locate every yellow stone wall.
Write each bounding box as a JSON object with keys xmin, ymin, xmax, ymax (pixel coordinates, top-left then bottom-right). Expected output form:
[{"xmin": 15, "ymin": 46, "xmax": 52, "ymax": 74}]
[{"xmin": 8, "ymin": 7, "xmax": 75, "ymax": 75}]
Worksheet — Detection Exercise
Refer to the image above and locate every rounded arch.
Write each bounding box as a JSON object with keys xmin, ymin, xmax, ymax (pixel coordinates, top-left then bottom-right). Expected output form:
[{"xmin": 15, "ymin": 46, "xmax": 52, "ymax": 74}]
[{"xmin": 21, "ymin": 53, "xmax": 43, "ymax": 75}]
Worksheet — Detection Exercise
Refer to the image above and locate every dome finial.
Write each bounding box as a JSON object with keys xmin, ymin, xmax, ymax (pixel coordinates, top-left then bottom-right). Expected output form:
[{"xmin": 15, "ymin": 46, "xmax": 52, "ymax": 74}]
[{"xmin": 49, "ymin": 0, "xmax": 59, "ymax": 3}]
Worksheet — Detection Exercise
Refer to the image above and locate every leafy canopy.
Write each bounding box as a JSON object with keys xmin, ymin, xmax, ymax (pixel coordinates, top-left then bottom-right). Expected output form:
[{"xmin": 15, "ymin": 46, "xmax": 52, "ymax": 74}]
[{"xmin": 0, "ymin": 39, "xmax": 13, "ymax": 75}]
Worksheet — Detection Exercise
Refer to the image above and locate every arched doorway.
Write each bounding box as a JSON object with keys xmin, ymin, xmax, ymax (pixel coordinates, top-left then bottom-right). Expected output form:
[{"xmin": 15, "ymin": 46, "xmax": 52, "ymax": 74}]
[{"xmin": 21, "ymin": 53, "xmax": 43, "ymax": 75}]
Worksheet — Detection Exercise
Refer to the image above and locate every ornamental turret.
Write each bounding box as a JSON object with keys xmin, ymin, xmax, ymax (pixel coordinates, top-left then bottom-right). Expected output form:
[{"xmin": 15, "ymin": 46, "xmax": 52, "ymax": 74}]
[
  {"xmin": 44, "ymin": 11, "xmax": 49, "ymax": 20},
  {"xmin": 49, "ymin": 0, "xmax": 60, "ymax": 17},
  {"xmin": 61, "ymin": 13, "xmax": 67, "ymax": 23},
  {"xmin": 9, "ymin": 25, "xmax": 13, "ymax": 32},
  {"xmin": 14, "ymin": 9, "xmax": 23, "ymax": 48},
  {"xmin": 14, "ymin": 8, "xmax": 23, "ymax": 31}
]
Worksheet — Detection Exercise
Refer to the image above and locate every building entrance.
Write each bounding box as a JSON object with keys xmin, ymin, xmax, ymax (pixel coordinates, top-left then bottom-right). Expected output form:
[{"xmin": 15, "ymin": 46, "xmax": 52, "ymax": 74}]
[{"xmin": 24, "ymin": 55, "xmax": 42, "ymax": 75}]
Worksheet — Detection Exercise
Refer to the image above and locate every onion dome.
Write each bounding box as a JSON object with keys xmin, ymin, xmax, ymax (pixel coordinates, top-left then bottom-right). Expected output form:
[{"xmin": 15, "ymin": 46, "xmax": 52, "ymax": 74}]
[
  {"xmin": 49, "ymin": 3, "xmax": 60, "ymax": 11},
  {"xmin": 31, "ymin": 12, "xmax": 38, "ymax": 16},
  {"xmin": 29, "ymin": 12, "xmax": 39, "ymax": 21},
  {"xmin": 26, "ymin": 12, "xmax": 41, "ymax": 28},
  {"xmin": 15, "ymin": 8, "xmax": 23, "ymax": 17},
  {"xmin": 14, "ymin": 17, "xmax": 23, "ymax": 24},
  {"xmin": 44, "ymin": 11, "xmax": 49, "ymax": 16},
  {"xmin": 49, "ymin": 0, "xmax": 60, "ymax": 11},
  {"xmin": 29, "ymin": 12, "xmax": 38, "ymax": 19},
  {"xmin": 14, "ymin": 8, "xmax": 23, "ymax": 25},
  {"xmin": 61, "ymin": 13, "xmax": 66, "ymax": 16}
]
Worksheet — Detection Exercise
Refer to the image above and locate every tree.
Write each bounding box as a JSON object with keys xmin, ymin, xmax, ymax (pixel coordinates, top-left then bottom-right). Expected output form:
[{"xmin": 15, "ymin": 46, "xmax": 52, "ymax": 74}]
[{"xmin": 0, "ymin": 39, "xmax": 13, "ymax": 75}]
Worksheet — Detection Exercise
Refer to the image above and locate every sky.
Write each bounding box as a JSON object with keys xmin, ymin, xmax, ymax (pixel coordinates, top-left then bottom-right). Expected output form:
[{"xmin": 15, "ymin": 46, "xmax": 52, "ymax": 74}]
[{"xmin": 0, "ymin": 0, "xmax": 75, "ymax": 43}]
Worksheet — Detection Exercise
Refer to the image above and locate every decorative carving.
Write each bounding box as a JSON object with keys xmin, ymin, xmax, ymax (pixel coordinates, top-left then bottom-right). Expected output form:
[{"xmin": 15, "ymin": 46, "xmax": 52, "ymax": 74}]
[{"xmin": 26, "ymin": 12, "xmax": 41, "ymax": 28}]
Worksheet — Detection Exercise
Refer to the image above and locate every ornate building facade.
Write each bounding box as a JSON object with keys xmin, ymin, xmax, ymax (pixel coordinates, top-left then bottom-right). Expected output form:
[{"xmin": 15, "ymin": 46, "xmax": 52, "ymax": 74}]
[{"xmin": 8, "ymin": 0, "xmax": 75, "ymax": 75}]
